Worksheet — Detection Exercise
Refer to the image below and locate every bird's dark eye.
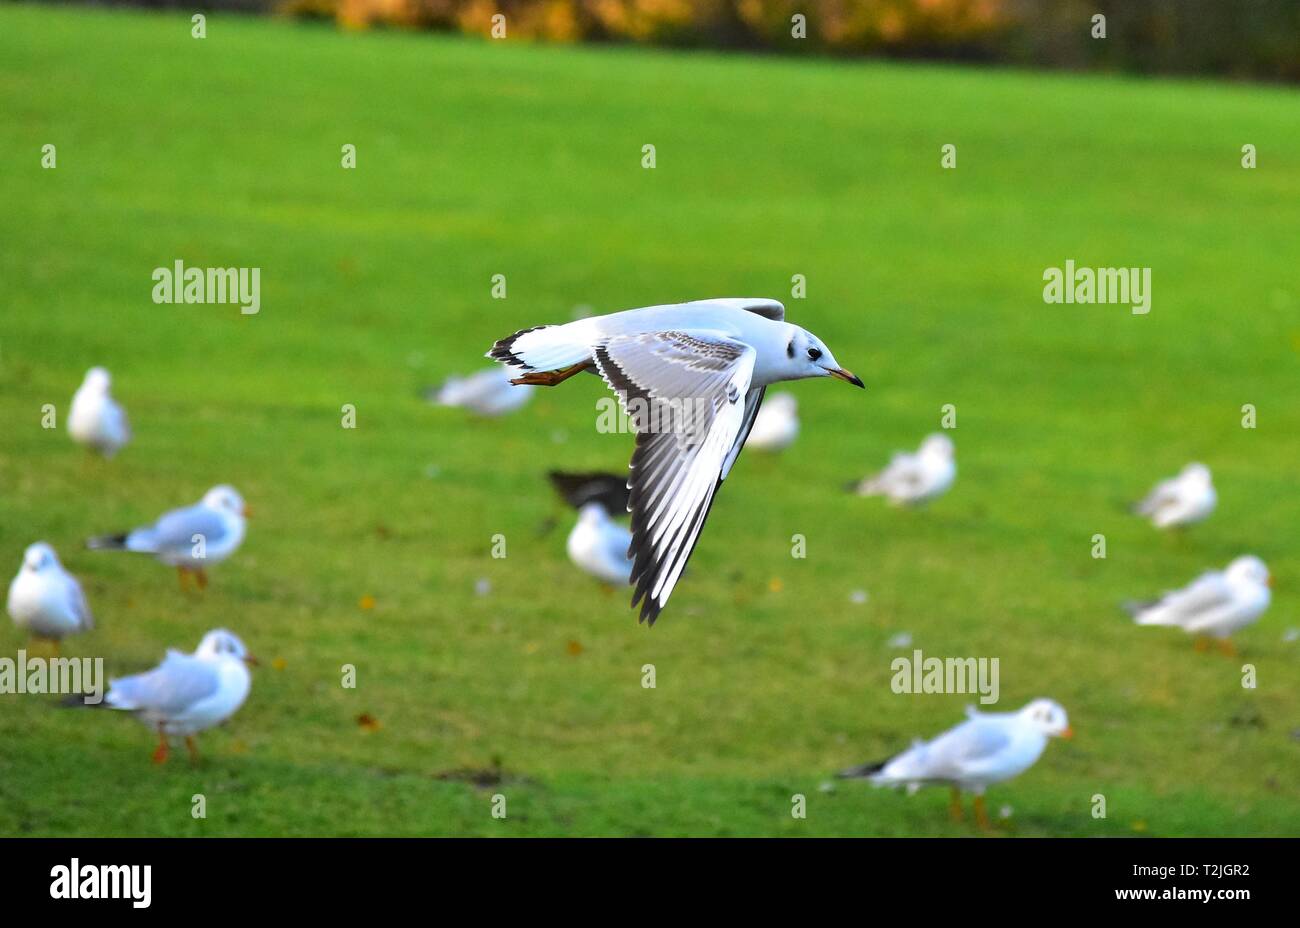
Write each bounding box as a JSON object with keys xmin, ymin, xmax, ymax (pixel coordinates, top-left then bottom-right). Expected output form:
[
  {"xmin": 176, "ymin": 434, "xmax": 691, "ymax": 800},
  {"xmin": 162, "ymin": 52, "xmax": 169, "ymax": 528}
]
[
  {"xmin": 807, "ymin": 347, "xmax": 822, "ymax": 361},
  {"xmin": 786, "ymin": 340, "xmax": 795, "ymax": 359}
]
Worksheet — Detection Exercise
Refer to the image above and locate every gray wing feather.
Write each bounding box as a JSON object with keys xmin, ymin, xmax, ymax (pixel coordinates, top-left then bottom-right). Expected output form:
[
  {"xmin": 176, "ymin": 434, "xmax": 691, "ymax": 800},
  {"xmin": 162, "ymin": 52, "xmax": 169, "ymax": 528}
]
[
  {"xmin": 149, "ymin": 505, "xmax": 228, "ymax": 551},
  {"xmin": 107, "ymin": 651, "xmax": 220, "ymax": 714}
]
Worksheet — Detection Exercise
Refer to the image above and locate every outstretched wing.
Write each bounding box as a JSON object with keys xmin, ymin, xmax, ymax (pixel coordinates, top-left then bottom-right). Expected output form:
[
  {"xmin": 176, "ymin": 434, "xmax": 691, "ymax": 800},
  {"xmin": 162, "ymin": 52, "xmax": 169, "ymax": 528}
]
[{"xmin": 593, "ymin": 330, "xmax": 757, "ymax": 624}]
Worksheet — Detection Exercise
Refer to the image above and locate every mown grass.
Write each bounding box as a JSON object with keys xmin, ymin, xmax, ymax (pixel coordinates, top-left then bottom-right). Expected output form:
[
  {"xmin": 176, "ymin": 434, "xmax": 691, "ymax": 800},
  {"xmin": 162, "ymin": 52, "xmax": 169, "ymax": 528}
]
[{"xmin": 0, "ymin": 3, "xmax": 1297, "ymax": 836}]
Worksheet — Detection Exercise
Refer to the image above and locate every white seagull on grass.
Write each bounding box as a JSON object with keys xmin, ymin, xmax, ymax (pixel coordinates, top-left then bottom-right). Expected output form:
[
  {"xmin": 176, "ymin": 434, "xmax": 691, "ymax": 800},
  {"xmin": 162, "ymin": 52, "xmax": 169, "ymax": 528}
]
[
  {"xmin": 7, "ymin": 543, "xmax": 94, "ymax": 653},
  {"xmin": 489, "ymin": 298, "xmax": 863, "ymax": 624},
  {"xmin": 549, "ymin": 471, "xmax": 635, "ymax": 586},
  {"xmin": 743, "ymin": 392, "xmax": 799, "ymax": 452},
  {"xmin": 1132, "ymin": 462, "xmax": 1216, "ymax": 529},
  {"xmin": 87, "ymin": 485, "xmax": 248, "ymax": 590},
  {"xmin": 1127, "ymin": 555, "xmax": 1271, "ymax": 654},
  {"xmin": 852, "ymin": 433, "xmax": 955, "ymax": 506},
  {"xmin": 839, "ymin": 699, "xmax": 1072, "ymax": 829},
  {"xmin": 105, "ymin": 629, "xmax": 256, "ymax": 764},
  {"xmin": 426, "ymin": 367, "xmax": 534, "ymax": 417},
  {"xmin": 68, "ymin": 367, "xmax": 130, "ymax": 457}
]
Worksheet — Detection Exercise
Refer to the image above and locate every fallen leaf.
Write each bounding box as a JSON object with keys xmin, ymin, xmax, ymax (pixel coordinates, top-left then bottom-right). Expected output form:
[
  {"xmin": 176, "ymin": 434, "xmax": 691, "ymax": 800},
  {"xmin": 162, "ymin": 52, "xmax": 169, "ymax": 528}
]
[
  {"xmin": 356, "ymin": 713, "xmax": 382, "ymax": 733},
  {"xmin": 566, "ymin": 640, "xmax": 583, "ymax": 656},
  {"xmin": 359, "ymin": 595, "xmax": 376, "ymax": 610},
  {"xmin": 769, "ymin": 578, "xmax": 784, "ymax": 593},
  {"xmin": 271, "ymin": 657, "xmax": 287, "ymax": 671}
]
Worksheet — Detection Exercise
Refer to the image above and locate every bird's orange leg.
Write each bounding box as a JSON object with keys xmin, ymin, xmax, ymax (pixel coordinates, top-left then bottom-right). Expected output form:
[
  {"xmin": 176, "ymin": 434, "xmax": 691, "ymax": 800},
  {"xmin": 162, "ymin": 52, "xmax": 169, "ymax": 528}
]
[
  {"xmin": 510, "ymin": 362, "xmax": 591, "ymax": 387},
  {"xmin": 177, "ymin": 567, "xmax": 190, "ymax": 591},
  {"xmin": 185, "ymin": 736, "xmax": 200, "ymax": 765},
  {"xmin": 152, "ymin": 730, "xmax": 170, "ymax": 765},
  {"xmin": 195, "ymin": 569, "xmax": 209, "ymax": 590},
  {"xmin": 1194, "ymin": 636, "xmax": 1211, "ymax": 653},
  {"xmin": 1218, "ymin": 639, "xmax": 1237, "ymax": 657},
  {"xmin": 948, "ymin": 787, "xmax": 964, "ymax": 822},
  {"xmin": 973, "ymin": 795, "xmax": 992, "ymax": 831}
]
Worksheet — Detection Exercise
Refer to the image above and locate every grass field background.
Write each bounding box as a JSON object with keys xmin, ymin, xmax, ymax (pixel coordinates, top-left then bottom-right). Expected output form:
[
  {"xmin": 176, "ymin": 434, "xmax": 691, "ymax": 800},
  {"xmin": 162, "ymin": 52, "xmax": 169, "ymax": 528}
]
[{"xmin": 1, "ymin": 4, "xmax": 1298, "ymax": 836}]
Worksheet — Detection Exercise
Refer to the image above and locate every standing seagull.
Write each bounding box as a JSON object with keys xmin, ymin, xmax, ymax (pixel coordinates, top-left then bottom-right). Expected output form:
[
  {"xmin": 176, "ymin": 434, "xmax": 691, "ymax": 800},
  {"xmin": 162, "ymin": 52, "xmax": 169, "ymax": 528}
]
[
  {"xmin": 87, "ymin": 485, "xmax": 248, "ymax": 590},
  {"xmin": 488, "ymin": 298, "xmax": 863, "ymax": 624},
  {"xmin": 1133, "ymin": 462, "xmax": 1216, "ymax": 529},
  {"xmin": 549, "ymin": 471, "xmax": 635, "ymax": 586},
  {"xmin": 743, "ymin": 392, "xmax": 800, "ymax": 452},
  {"xmin": 68, "ymin": 366, "xmax": 130, "ymax": 458},
  {"xmin": 1126, "ymin": 555, "xmax": 1272, "ymax": 654},
  {"xmin": 426, "ymin": 367, "xmax": 535, "ymax": 417},
  {"xmin": 851, "ymin": 433, "xmax": 956, "ymax": 506},
  {"xmin": 838, "ymin": 699, "xmax": 1072, "ymax": 829},
  {"xmin": 104, "ymin": 629, "xmax": 255, "ymax": 764},
  {"xmin": 7, "ymin": 543, "xmax": 94, "ymax": 653}
]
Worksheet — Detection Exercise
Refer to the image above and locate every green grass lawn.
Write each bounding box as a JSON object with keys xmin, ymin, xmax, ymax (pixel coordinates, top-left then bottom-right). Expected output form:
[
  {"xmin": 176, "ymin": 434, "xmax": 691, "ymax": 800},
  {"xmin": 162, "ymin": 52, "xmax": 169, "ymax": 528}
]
[{"xmin": 1, "ymin": 3, "xmax": 1298, "ymax": 836}]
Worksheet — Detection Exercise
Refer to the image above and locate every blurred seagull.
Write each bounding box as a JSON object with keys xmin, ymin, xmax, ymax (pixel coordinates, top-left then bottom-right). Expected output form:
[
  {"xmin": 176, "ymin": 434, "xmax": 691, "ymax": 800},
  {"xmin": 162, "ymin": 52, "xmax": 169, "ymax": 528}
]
[
  {"xmin": 743, "ymin": 392, "xmax": 799, "ymax": 452},
  {"xmin": 838, "ymin": 699, "xmax": 1072, "ymax": 829},
  {"xmin": 68, "ymin": 366, "xmax": 130, "ymax": 457},
  {"xmin": 549, "ymin": 471, "xmax": 635, "ymax": 585},
  {"xmin": 426, "ymin": 367, "xmax": 534, "ymax": 417},
  {"xmin": 852, "ymin": 433, "xmax": 955, "ymax": 506},
  {"xmin": 87, "ymin": 485, "xmax": 248, "ymax": 590},
  {"xmin": 7, "ymin": 543, "xmax": 94, "ymax": 653},
  {"xmin": 488, "ymin": 297, "xmax": 863, "ymax": 624},
  {"xmin": 1126, "ymin": 555, "xmax": 1272, "ymax": 654},
  {"xmin": 105, "ymin": 629, "xmax": 255, "ymax": 764},
  {"xmin": 1133, "ymin": 462, "xmax": 1216, "ymax": 529}
]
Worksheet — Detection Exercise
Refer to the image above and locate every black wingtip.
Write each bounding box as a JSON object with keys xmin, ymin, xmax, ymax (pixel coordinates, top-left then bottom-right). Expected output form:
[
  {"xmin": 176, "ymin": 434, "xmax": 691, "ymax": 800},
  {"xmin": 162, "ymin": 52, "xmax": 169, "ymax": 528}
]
[{"xmin": 836, "ymin": 759, "xmax": 887, "ymax": 780}]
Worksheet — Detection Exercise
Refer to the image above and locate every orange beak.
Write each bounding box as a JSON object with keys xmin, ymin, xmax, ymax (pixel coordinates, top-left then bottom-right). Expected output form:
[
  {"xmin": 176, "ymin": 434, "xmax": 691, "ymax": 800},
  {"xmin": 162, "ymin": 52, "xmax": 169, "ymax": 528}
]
[
  {"xmin": 1060, "ymin": 726, "xmax": 1075, "ymax": 740},
  {"xmin": 828, "ymin": 368, "xmax": 865, "ymax": 389}
]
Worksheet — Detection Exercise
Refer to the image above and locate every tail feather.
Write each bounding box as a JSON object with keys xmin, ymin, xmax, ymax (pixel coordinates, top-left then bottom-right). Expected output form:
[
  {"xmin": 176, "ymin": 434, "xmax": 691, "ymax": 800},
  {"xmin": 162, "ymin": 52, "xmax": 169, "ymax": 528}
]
[
  {"xmin": 86, "ymin": 533, "xmax": 129, "ymax": 551},
  {"xmin": 487, "ymin": 325, "xmax": 591, "ymax": 373},
  {"xmin": 837, "ymin": 758, "xmax": 888, "ymax": 780}
]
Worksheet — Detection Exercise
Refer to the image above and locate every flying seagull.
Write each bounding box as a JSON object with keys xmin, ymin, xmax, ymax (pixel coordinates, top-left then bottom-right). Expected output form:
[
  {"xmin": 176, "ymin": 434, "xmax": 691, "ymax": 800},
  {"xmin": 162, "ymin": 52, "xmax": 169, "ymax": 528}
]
[
  {"xmin": 1126, "ymin": 555, "xmax": 1272, "ymax": 654},
  {"xmin": 68, "ymin": 366, "xmax": 130, "ymax": 457},
  {"xmin": 851, "ymin": 433, "xmax": 956, "ymax": 506},
  {"xmin": 425, "ymin": 366, "xmax": 535, "ymax": 417},
  {"xmin": 87, "ymin": 485, "xmax": 248, "ymax": 590},
  {"xmin": 1132, "ymin": 462, "xmax": 1216, "ymax": 529},
  {"xmin": 7, "ymin": 542, "xmax": 94, "ymax": 653},
  {"xmin": 488, "ymin": 298, "xmax": 863, "ymax": 624},
  {"xmin": 104, "ymin": 629, "xmax": 256, "ymax": 764},
  {"xmin": 838, "ymin": 699, "xmax": 1072, "ymax": 829}
]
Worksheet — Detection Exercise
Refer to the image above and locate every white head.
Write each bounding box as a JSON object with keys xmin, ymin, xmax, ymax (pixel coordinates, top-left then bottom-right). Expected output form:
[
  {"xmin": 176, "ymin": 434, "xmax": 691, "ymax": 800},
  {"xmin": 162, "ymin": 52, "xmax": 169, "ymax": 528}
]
[
  {"xmin": 919, "ymin": 433, "xmax": 955, "ymax": 459},
  {"xmin": 82, "ymin": 367, "xmax": 112, "ymax": 392},
  {"xmin": 779, "ymin": 326, "xmax": 863, "ymax": 388},
  {"xmin": 1226, "ymin": 555, "xmax": 1270, "ymax": 588},
  {"xmin": 202, "ymin": 485, "xmax": 247, "ymax": 517},
  {"xmin": 1181, "ymin": 462, "xmax": 1211, "ymax": 483},
  {"xmin": 1018, "ymin": 699, "xmax": 1073, "ymax": 738},
  {"xmin": 195, "ymin": 629, "xmax": 256, "ymax": 664},
  {"xmin": 578, "ymin": 501, "xmax": 612, "ymax": 524},
  {"xmin": 21, "ymin": 542, "xmax": 59, "ymax": 573}
]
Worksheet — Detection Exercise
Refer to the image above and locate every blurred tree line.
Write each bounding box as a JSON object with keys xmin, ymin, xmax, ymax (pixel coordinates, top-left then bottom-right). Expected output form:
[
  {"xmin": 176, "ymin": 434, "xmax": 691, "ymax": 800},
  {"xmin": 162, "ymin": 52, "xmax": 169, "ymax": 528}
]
[{"xmin": 81, "ymin": 0, "xmax": 1300, "ymax": 81}]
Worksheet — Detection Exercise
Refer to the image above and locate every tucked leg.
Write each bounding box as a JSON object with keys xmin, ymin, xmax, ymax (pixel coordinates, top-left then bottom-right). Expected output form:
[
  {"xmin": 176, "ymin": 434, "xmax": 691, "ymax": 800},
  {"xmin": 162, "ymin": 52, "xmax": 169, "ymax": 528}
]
[
  {"xmin": 510, "ymin": 362, "xmax": 591, "ymax": 387},
  {"xmin": 177, "ymin": 567, "xmax": 190, "ymax": 591},
  {"xmin": 1194, "ymin": 636, "xmax": 1211, "ymax": 653},
  {"xmin": 973, "ymin": 795, "xmax": 991, "ymax": 831},
  {"xmin": 195, "ymin": 568, "xmax": 209, "ymax": 590}
]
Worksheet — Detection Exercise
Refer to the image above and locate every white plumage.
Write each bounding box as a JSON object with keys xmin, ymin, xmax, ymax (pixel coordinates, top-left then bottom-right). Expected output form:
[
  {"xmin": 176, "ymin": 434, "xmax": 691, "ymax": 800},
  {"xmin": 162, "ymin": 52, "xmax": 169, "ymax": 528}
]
[
  {"xmin": 743, "ymin": 392, "xmax": 799, "ymax": 452},
  {"xmin": 429, "ymin": 367, "xmax": 534, "ymax": 417},
  {"xmin": 1128, "ymin": 555, "xmax": 1271, "ymax": 642},
  {"xmin": 488, "ymin": 298, "xmax": 863, "ymax": 624},
  {"xmin": 854, "ymin": 433, "xmax": 956, "ymax": 506},
  {"xmin": 566, "ymin": 502, "xmax": 634, "ymax": 585},
  {"xmin": 68, "ymin": 366, "xmax": 130, "ymax": 457},
  {"xmin": 7, "ymin": 542, "xmax": 94, "ymax": 645},
  {"xmin": 1133, "ymin": 462, "xmax": 1216, "ymax": 529},
  {"xmin": 105, "ymin": 629, "xmax": 255, "ymax": 763}
]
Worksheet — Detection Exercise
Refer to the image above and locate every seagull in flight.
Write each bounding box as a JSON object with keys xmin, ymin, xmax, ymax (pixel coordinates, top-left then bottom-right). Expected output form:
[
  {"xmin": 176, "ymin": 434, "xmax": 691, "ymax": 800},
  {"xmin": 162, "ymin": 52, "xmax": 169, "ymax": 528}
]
[
  {"xmin": 838, "ymin": 699, "xmax": 1072, "ymax": 829},
  {"xmin": 1132, "ymin": 462, "xmax": 1216, "ymax": 529},
  {"xmin": 488, "ymin": 298, "xmax": 863, "ymax": 624},
  {"xmin": 87, "ymin": 485, "xmax": 249, "ymax": 590}
]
